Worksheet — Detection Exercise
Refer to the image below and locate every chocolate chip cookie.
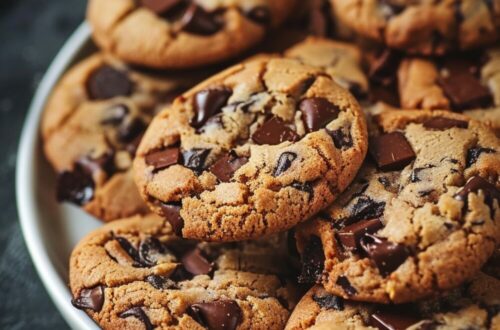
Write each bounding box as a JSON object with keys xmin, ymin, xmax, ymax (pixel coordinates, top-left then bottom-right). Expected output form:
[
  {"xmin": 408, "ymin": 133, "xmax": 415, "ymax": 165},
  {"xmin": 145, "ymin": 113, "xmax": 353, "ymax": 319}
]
[
  {"xmin": 87, "ymin": 0, "xmax": 294, "ymax": 69},
  {"xmin": 134, "ymin": 56, "xmax": 368, "ymax": 241},
  {"xmin": 332, "ymin": 0, "xmax": 500, "ymax": 55},
  {"xmin": 295, "ymin": 110, "xmax": 500, "ymax": 303},
  {"xmin": 70, "ymin": 213, "xmax": 299, "ymax": 329},
  {"xmin": 286, "ymin": 272, "xmax": 500, "ymax": 330},
  {"xmin": 42, "ymin": 53, "xmax": 206, "ymax": 221}
]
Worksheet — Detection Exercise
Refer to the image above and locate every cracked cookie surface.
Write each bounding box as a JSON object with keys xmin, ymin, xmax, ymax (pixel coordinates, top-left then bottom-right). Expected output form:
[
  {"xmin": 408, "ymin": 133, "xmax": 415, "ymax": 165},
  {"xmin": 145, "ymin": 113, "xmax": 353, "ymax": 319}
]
[
  {"xmin": 87, "ymin": 0, "xmax": 294, "ymax": 69},
  {"xmin": 296, "ymin": 110, "xmax": 500, "ymax": 304},
  {"xmin": 42, "ymin": 53, "xmax": 207, "ymax": 221},
  {"xmin": 69, "ymin": 213, "xmax": 300, "ymax": 330},
  {"xmin": 332, "ymin": 0, "xmax": 500, "ymax": 55},
  {"xmin": 286, "ymin": 273, "xmax": 500, "ymax": 330},
  {"xmin": 134, "ymin": 56, "xmax": 368, "ymax": 241}
]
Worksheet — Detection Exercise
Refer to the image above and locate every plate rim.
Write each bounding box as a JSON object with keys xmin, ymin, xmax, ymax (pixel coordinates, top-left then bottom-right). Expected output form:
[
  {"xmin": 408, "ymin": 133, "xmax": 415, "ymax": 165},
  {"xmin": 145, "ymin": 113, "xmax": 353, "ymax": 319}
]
[{"xmin": 16, "ymin": 22, "xmax": 99, "ymax": 330}]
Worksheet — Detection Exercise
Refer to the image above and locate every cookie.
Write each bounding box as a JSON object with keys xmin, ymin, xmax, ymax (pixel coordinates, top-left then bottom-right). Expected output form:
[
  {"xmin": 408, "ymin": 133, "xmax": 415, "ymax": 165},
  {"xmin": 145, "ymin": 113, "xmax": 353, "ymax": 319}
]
[
  {"xmin": 69, "ymin": 213, "xmax": 300, "ymax": 330},
  {"xmin": 286, "ymin": 272, "xmax": 500, "ymax": 330},
  {"xmin": 42, "ymin": 53, "xmax": 206, "ymax": 221},
  {"xmin": 295, "ymin": 110, "xmax": 500, "ymax": 303},
  {"xmin": 133, "ymin": 56, "xmax": 368, "ymax": 241},
  {"xmin": 87, "ymin": 0, "xmax": 294, "ymax": 69},
  {"xmin": 332, "ymin": 0, "xmax": 500, "ymax": 55}
]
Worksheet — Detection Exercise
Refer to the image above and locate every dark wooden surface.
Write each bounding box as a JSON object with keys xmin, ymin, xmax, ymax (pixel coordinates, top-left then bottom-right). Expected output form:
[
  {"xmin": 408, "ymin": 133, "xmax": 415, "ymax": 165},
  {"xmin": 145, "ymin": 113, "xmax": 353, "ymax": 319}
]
[{"xmin": 0, "ymin": 1, "xmax": 85, "ymax": 328}]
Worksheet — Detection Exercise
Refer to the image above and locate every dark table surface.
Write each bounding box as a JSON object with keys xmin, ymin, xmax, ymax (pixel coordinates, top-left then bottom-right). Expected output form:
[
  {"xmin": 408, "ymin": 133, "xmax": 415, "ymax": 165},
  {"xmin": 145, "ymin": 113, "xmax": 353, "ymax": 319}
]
[{"xmin": 0, "ymin": 1, "xmax": 86, "ymax": 329}]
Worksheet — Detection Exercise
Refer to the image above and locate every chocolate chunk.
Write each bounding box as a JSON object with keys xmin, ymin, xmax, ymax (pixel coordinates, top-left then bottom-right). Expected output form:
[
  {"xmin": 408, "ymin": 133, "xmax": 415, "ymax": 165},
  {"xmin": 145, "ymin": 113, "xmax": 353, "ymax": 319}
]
[
  {"xmin": 145, "ymin": 147, "xmax": 180, "ymax": 171},
  {"xmin": 86, "ymin": 65, "xmax": 132, "ymax": 100},
  {"xmin": 181, "ymin": 248, "xmax": 213, "ymax": 276},
  {"xmin": 197, "ymin": 113, "xmax": 225, "ymax": 133},
  {"xmin": 337, "ymin": 218, "xmax": 383, "ymax": 252},
  {"xmin": 341, "ymin": 196, "xmax": 386, "ymax": 227},
  {"xmin": 298, "ymin": 236, "xmax": 325, "ymax": 283},
  {"xmin": 438, "ymin": 71, "xmax": 493, "ymax": 110},
  {"xmin": 291, "ymin": 181, "xmax": 314, "ymax": 199},
  {"xmin": 101, "ymin": 104, "xmax": 129, "ymax": 125},
  {"xmin": 56, "ymin": 166, "xmax": 95, "ymax": 206},
  {"xmin": 140, "ymin": 0, "xmax": 183, "ymax": 15},
  {"xmin": 308, "ymin": 0, "xmax": 332, "ymax": 37},
  {"xmin": 78, "ymin": 153, "xmax": 115, "ymax": 177},
  {"xmin": 454, "ymin": 176, "xmax": 500, "ymax": 209},
  {"xmin": 160, "ymin": 202, "xmax": 184, "ymax": 236},
  {"xmin": 187, "ymin": 300, "xmax": 242, "ymax": 330},
  {"xmin": 273, "ymin": 152, "xmax": 297, "ymax": 176},
  {"xmin": 191, "ymin": 87, "xmax": 232, "ymax": 128},
  {"xmin": 117, "ymin": 117, "xmax": 146, "ymax": 143},
  {"xmin": 370, "ymin": 307, "xmax": 421, "ymax": 330},
  {"xmin": 369, "ymin": 49, "xmax": 402, "ymax": 86},
  {"xmin": 297, "ymin": 77, "xmax": 316, "ymax": 95},
  {"xmin": 145, "ymin": 274, "xmax": 178, "ymax": 290},
  {"xmin": 466, "ymin": 147, "xmax": 495, "ymax": 168},
  {"xmin": 252, "ymin": 117, "xmax": 299, "ymax": 145},
  {"xmin": 209, "ymin": 151, "xmax": 248, "ymax": 182},
  {"xmin": 409, "ymin": 165, "xmax": 435, "ymax": 183},
  {"xmin": 369, "ymin": 132, "xmax": 416, "ymax": 171},
  {"xmin": 169, "ymin": 264, "xmax": 193, "ymax": 282},
  {"xmin": 119, "ymin": 307, "xmax": 154, "ymax": 330},
  {"xmin": 246, "ymin": 6, "xmax": 270, "ymax": 25},
  {"xmin": 139, "ymin": 237, "xmax": 171, "ymax": 267},
  {"xmin": 312, "ymin": 293, "xmax": 344, "ymax": 311},
  {"xmin": 116, "ymin": 237, "xmax": 142, "ymax": 265},
  {"xmin": 327, "ymin": 127, "xmax": 353, "ymax": 149},
  {"xmin": 180, "ymin": 4, "xmax": 222, "ymax": 35},
  {"xmin": 71, "ymin": 286, "xmax": 105, "ymax": 312},
  {"xmin": 183, "ymin": 148, "xmax": 211, "ymax": 173},
  {"xmin": 300, "ymin": 97, "xmax": 340, "ymax": 132},
  {"xmin": 423, "ymin": 117, "xmax": 468, "ymax": 130},
  {"xmin": 336, "ymin": 276, "xmax": 357, "ymax": 296},
  {"xmin": 360, "ymin": 234, "xmax": 410, "ymax": 276}
]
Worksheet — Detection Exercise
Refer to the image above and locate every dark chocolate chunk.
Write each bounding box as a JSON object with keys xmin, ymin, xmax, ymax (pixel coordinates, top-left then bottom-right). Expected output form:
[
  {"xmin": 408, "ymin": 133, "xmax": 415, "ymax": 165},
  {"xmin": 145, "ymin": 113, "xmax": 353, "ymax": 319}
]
[
  {"xmin": 140, "ymin": 0, "xmax": 184, "ymax": 15},
  {"xmin": 191, "ymin": 87, "xmax": 232, "ymax": 128},
  {"xmin": 145, "ymin": 274, "xmax": 179, "ymax": 290},
  {"xmin": 101, "ymin": 104, "xmax": 129, "ymax": 125},
  {"xmin": 117, "ymin": 117, "xmax": 146, "ymax": 143},
  {"xmin": 181, "ymin": 248, "xmax": 214, "ymax": 276},
  {"xmin": 336, "ymin": 276, "xmax": 357, "ymax": 296},
  {"xmin": 337, "ymin": 218, "xmax": 383, "ymax": 252},
  {"xmin": 369, "ymin": 49, "xmax": 402, "ymax": 86},
  {"xmin": 183, "ymin": 148, "xmax": 211, "ymax": 173},
  {"xmin": 312, "ymin": 293, "xmax": 344, "ymax": 311},
  {"xmin": 291, "ymin": 181, "xmax": 314, "ymax": 199},
  {"xmin": 209, "ymin": 151, "xmax": 248, "ymax": 182},
  {"xmin": 370, "ymin": 306, "xmax": 421, "ymax": 330},
  {"xmin": 341, "ymin": 196, "xmax": 386, "ymax": 227},
  {"xmin": 423, "ymin": 117, "xmax": 468, "ymax": 130},
  {"xmin": 187, "ymin": 300, "xmax": 243, "ymax": 330},
  {"xmin": 116, "ymin": 237, "xmax": 142, "ymax": 266},
  {"xmin": 252, "ymin": 117, "xmax": 299, "ymax": 145},
  {"xmin": 438, "ymin": 71, "xmax": 493, "ymax": 110},
  {"xmin": 160, "ymin": 202, "xmax": 184, "ymax": 236},
  {"xmin": 369, "ymin": 132, "xmax": 416, "ymax": 171},
  {"xmin": 454, "ymin": 176, "xmax": 500, "ymax": 209},
  {"xmin": 119, "ymin": 307, "xmax": 154, "ymax": 330},
  {"xmin": 139, "ymin": 237, "xmax": 171, "ymax": 267},
  {"xmin": 145, "ymin": 147, "xmax": 180, "ymax": 171},
  {"xmin": 466, "ymin": 147, "xmax": 495, "ymax": 168},
  {"xmin": 409, "ymin": 164, "xmax": 435, "ymax": 183},
  {"xmin": 169, "ymin": 264, "xmax": 193, "ymax": 282},
  {"xmin": 300, "ymin": 97, "xmax": 340, "ymax": 132},
  {"xmin": 273, "ymin": 152, "xmax": 297, "ymax": 177},
  {"xmin": 56, "ymin": 166, "xmax": 95, "ymax": 206},
  {"xmin": 71, "ymin": 286, "xmax": 105, "ymax": 312},
  {"xmin": 360, "ymin": 234, "xmax": 410, "ymax": 276},
  {"xmin": 86, "ymin": 65, "xmax": 132, "ymax": 100},
  {"xmin": 327, "ymin": 127, "xmax": 353, "ymax": 149},
  {"xmin": 298, "ymin": 236, "xmax": 325, "ymax": 283},
  {"xmin": 180, "ymin": 4, "xmax": 222, "ymax": 35},
  {"xmin": 197, "ymin": 113, "xmax": 225, "ymax": 133},
  {"xmin": 246, "ymin": 6, "xmax": 270, "ymax": 25}
]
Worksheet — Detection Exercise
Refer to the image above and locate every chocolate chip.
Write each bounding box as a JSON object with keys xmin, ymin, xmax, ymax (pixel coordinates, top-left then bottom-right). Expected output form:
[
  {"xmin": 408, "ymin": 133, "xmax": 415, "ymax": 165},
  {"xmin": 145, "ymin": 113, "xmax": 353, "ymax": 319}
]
[
  {"xmin": 181, "ymin": 248, "xmax": 213, "ymax": 276},
  {"xmin": 145, "ymin": 147, "xmax": 180, "ymax": 171},
  {"xmin": 409, "ymin": 165, "xmax": 435, "ymax": 183},
  {"xmin": 291, "ymin": 181, "xmax": 314, "ymax": 199},
  {"xmin": 337, "ymin": 218, "xmax": 383, "ymax": 252},
  {"xmin": 370, "ymin": 306, "xmax": 421, "ymax": 330},
  {"xmin": 71, "ymin": 286, "xmax": 105, "ymax": 311},
  {"xmin": 246, "ymin": 6, "xmax": 270, "ymax": 25},
  {"xmin": 139, "ymin": 237, "xmax": 171, "ymax": 267},
  {"xmin": 327, "ymin": 127, "xmax": 353, "ymax": 149},
  {"xmin": 117, "ymin": 117, "xmax": 146, "ymax": 143},
  {"xmin": 119, "ymin": 307, "xmax": 154, "ymax": 330},
  {"xmin": 101, "ymin": 104, "xmax": 130, "ymax": 125},
  {"xmin": 140, "ymin": 0, "xmax": 184, "ymax": 15},
  {"xmin": 454, "ymin": 176, "xmax": 500, "ymax": 209},
  {"xmin": 423, "ymin": 117, "xmax": 469, "ymax": 130},
  {"xmin": 298, "ymin": 236, "xmax": 325, "ymax": 283},
  {"xmin": 369, "ymin": 49, "xmax": 402, "ymax": 86},
  {"xmin": 169, "ymin": 264, "xmax": 193, "ymax": 282},
  {"xmin": 86, "ymin": 65, "xmax": 132, "ymax": 100},
  {"xmin": 466, "ymin": 147, "xmax": 495, "ymax": 168},
  {"xmin": 307, "ymin": 0, "xmax": 332, "ymax": 37},
  {"xmin": 252, "ymin": 117, "xmax": 299, "ymax": 145},
  {"xmin": 180, "ymin": 4, "xmax": 222, "ymax": 35},
  {"xmin": 187, "ymin": 300, "xmax": 242, "ymax": 330},
  {"xmin": 145, "ymin": 274, "xmax": 179, "ymax": 290},
  {"xmin": 183, "ymin": 148, "xmax": 211, "ymax": 173},
  {"xmin": 273, "ymin": 152, "xmax": 297, "ymax": 176},
  {"xmin": 300, "ymin": 97, "xmax": 340, "ymax": 132},
  {"xmin": 191, "ymin": 87, "xmax": 232, "ymax": 128},
  {"xmin": 312, "ymin": 293, "xmax": 344, "ymax": 310},
  {"xmin": 197, "ymin": 113, "xmax": 225, "ymax": 133},
  {"xmin": 209, "ymin": 151, "xmax": 248, "ymax": 182},
  {"xmin": 56, "ymin": 166, "xmax": 95, "ymax": 206},
  {"xmin": 438, "ymin": 71, "xmax": 493, "ymax": 111},
  {"xmin": 369, "ymin": 132, "xmax": 416, "ymax": 171},
  {"xmin": 336, "ymin": 276, "xmax": 357, "ymax": 296},
  {"xmin": 360, "ymin": 234, "xmax": 410, "ymax": 276},
  {"xmin": 340, "ymin": 196, "xmax": 386, "ymax": 227},
  {"xmin": 116, "ymin": 237, "xmax": 142, "ymax": 266},
  {"xmin": 160, "ymin": 202, "xmax": 184, "ymax": 236}
]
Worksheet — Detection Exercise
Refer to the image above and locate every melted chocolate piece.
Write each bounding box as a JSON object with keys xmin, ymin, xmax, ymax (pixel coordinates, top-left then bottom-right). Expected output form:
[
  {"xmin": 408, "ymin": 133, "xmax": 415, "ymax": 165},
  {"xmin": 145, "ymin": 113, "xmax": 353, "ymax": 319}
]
[
  {"xmin": 187, "ymin": 300, "xmax": 243, "ymax": 330},
  {"xmin": 369, "ymin": 132, "xmax": 416, "ymax": 171},
  {"xmin": 252, "ymin": 117, "xmax": 299, "ymax": 145},
  {"xmin": 312, "ymin": 292, "xmax": 344, "ymax": 310},
  {"xmin": 341, "ymin": 196, "xmax": 386, "ymax": 227},
  {"xmin": 360, "ymin": 234, "xmax": 410, "ymax": 276},
  {"xmin": 191, "ymin": 87, "xmax": 232, "ymax": 128},
  {"xmin": 139, "ymin": 237, "xmax": 171, "ymax": 266},
  {"xmin": 180, "ymin": 4, "xmax": 222, "ymax": 35},
  {"xmin": 119, "ymin": 307, "xmax": 154, "ymax": 330},
  {"xmin": 183, "ymin": 148, "xmax": 211, "ymax": 173},
  {"xmin": 298, "ymin": 236, "xmax": 325, "ymax": 283},
  {"xmin": 56, "ymin": 166, "xmax": 95, "ymax": 206},
  {"xmin": 423, "ymin": 117, "xmax": 468, "ymax": 130},
  {"xmin": 145, "ymin": 147, "xmax": 180, "ymax": 171},
  {"xmin": 140, "ymin": 0, "xmax": 184, "ymax": 15},
  {"xmin": 86, "ymin": 65, "xmax": 133, "ymax": 100},
  {"xmin": 246, "ymin": 6, "xmax": 270, "ymax": 25},
  {"xmin": 327, "ymin": 127, "xmax": 353, "ymax": 149},
  {"xmin": 409, "ymin": 165, "xmax": 435, "ymax": 183},
  {"xmin": 300, "ymin": 97, "xmax": 340, "ymax": 132},
  {"xmin": 337, "ymin": 218, "xmax": 383, "ymax": 252},
  {"xmin": 71, "ymin": 286, "xmax": 105, "ymax": 311},
  {"xmin": 291, "ymin": 181, "xmax": 314, "ymax": 199},
  {"xmin": 454, "ymin": 176, "xmax": 500, "ymax": 209},
  {"xmin": 116, "ymin": 237, "xmax": 142, "ymax": 266},
  {"xmin": 466, "ymin": 147, "xmax": 495, "ymax": 168},
  {"xmin": 145, "ymin": 274, "xmax": 179, "ymax": 290},
  {"xmin": 209, "ymin": 151, "xmax": 248, "ymax": 182},
  {"xmin": 336, "ymin": 276, "xmax": 357, "ymax": 296},
  {"xmin": 181, "ymin": 248, "xmax": 214, "ymax": 276},
  {"xmin": 160, "ymin": 202, "xmax": 184, "ymax": 236},
  {"xmin": 273, "ymin": 152, "xmax": 297, "ymax": 177}
]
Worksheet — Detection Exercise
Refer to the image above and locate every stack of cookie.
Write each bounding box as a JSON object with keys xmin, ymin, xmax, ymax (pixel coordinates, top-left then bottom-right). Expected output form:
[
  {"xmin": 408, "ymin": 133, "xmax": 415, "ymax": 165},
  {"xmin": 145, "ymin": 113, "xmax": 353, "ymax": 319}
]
[{"xmin": 41, "ymin": 1, "xmax": 500, "ymax": 329}]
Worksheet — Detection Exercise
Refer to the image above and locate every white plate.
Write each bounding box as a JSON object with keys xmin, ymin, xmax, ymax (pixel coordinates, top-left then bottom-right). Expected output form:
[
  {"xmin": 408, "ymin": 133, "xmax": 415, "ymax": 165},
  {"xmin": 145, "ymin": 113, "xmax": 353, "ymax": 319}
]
[{"xmin": 16, "ymin": 23, "xmax": 101, "ymax": 330}]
